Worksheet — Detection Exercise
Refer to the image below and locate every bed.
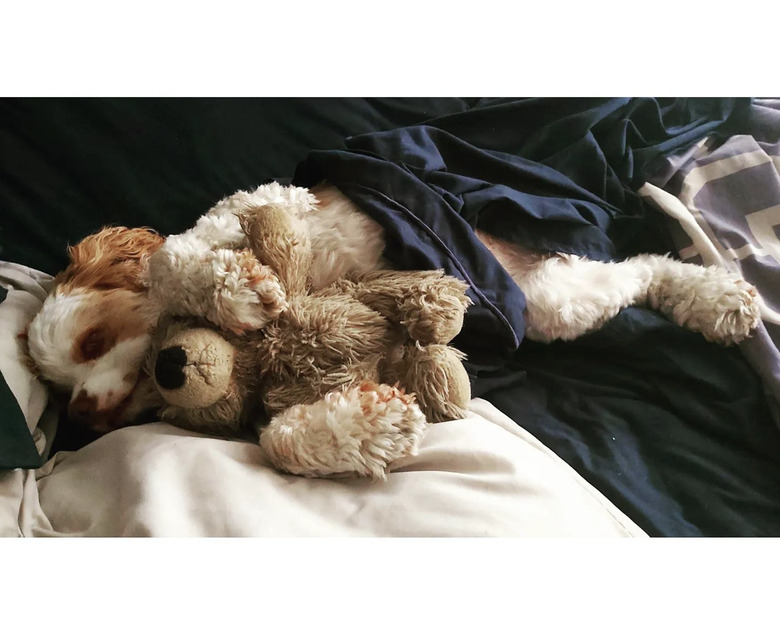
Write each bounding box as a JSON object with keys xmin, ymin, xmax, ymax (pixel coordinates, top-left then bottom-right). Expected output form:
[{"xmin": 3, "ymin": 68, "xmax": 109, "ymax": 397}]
[{"xmin": 2, "ymin": 97, "xmax": 779, "ymax": 537}]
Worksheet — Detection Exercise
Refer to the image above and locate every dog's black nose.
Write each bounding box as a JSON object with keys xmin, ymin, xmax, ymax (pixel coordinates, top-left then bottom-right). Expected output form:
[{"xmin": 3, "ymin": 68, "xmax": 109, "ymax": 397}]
[{"xmin": 155, "ymin": 346, "xmax": 188, "ymax": 390}]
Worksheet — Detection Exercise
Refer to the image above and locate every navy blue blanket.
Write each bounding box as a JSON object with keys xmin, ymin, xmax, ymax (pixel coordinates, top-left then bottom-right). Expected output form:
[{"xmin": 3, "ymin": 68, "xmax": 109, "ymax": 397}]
[
  {"xmin": 295, "ymin": 98, "xmax": 749, "ymax": 358},
  {"xmin": 296, "ymin": 98, "xmax": 780, "ymax": 536}
]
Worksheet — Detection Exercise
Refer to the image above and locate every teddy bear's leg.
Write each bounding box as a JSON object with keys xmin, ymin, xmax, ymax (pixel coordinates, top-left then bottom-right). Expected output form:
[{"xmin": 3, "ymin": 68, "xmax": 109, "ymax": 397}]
[
  {"xmin": 259, "ymin": 381, "xmax": 427, "ymax": 480},
  {"xmin": 387, "ymin": 343, "xmax": 471, "ymax": 423},
  {"xmin": 326, "ymin": 270, "xmax": 471, "ymax": 345}
]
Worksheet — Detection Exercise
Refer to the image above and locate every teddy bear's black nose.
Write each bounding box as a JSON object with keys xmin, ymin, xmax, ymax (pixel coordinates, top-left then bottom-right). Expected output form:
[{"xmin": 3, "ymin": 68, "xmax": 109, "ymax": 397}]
[{"xmin": 155, "ymin": 346, "xmax": 188, "ymax": 390}]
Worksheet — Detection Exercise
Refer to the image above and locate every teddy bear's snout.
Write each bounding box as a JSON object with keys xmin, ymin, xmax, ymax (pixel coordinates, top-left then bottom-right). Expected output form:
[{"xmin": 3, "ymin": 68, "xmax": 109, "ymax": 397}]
[
  {"xmin": 152, "ymin": 328, "xmax": 237, "ymax": 410},
  {"xmin": 155, "ymin": 346, "xmax": 188, "ymax": 390}
]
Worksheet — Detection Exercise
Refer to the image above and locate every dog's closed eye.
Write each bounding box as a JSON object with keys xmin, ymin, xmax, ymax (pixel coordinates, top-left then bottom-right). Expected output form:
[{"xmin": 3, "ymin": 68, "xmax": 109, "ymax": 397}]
[{"xmin": 77, "ymin": 328, "xmax": 111, "ymax": 362}]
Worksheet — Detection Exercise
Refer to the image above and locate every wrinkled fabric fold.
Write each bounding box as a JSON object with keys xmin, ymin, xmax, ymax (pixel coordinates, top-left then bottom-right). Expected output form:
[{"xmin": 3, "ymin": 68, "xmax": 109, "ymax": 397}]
[{"xmin": 296, "ymin": 97, "xmax": 751, "ymax": 357}]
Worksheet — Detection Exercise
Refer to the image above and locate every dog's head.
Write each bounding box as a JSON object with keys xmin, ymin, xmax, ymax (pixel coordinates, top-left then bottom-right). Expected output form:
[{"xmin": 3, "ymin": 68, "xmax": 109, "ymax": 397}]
[{"xmin": 26, "ymin": 226, "xmax": 165, "ymax": 433}]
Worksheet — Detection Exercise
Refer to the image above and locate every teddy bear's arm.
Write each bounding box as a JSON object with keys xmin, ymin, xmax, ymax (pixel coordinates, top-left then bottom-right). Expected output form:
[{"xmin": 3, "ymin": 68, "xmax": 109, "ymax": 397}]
[
  {"xmin": 147, "ymin": 241, "xmax": 287, "ymax": 334},
  {"xmin": 239, "ymin": 205, "xmax": 312, "ymax": 297},
  {"xmin": 329, "ymin": 269, "xmax": 472, "ymax": 345},
  {"xmin": 382, "ymin": 343, "xmax": 471, "ymax": 423},
  {"xmin": 195, "ymin": 183, "xmax": 321, "ymax": 250}
]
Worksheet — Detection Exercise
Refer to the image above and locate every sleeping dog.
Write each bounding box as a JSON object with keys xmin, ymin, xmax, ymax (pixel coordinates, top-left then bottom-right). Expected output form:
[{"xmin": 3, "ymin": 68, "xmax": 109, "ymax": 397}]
[{"xmin": 25, "ymin": 182, "xmax": 762, "ymax": 433}]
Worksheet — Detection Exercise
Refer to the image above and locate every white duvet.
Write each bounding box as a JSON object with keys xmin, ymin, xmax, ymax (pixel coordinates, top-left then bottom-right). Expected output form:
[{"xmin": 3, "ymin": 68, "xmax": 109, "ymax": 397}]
[{"xmin": 0, "ymin": 261, "xmax": 646, "ymax": 537}]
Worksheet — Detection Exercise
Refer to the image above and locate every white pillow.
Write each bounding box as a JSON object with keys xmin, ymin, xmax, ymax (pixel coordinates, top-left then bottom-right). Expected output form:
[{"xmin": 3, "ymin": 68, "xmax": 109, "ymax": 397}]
[
  {"xmin": 0, "ymin": 261, "xmax": 53, "ymax": 436},
  {"xmin": 0, "ymin": 261, "xmax": 56, "ymax": 536}
]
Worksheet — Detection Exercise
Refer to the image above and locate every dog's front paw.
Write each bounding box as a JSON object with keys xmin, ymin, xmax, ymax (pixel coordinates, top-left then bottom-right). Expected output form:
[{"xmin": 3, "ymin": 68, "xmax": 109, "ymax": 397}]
[
  {"xmin": 211, "ymin": 249, "xmax": 288, "ymax": 334},
  {"xmin": 661, "ymin": 268, "xmax": 761, "ymax": 345},
  {"xmin": 260, "ymin": 382, "xmax": 428, "ymax": 480}
]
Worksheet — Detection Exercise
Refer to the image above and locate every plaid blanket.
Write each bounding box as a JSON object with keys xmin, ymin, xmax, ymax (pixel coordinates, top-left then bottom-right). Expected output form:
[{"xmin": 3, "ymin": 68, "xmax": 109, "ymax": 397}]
[{"xmin": 641, "ymin": 98, "xmax": 780, "ymax": 424}]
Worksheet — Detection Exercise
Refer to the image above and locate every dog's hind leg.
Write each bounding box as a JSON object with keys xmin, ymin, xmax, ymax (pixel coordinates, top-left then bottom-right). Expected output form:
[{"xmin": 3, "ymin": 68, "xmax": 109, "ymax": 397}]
[
  {"xmin": 515, "ymin": 252, "xmax": 659, "ymax": 343},
  {"xmin": 476, "ymin": 230, "xmax": 760, "ymax": 345},
  {"xmin": 517, "ymin": 253, "xmax": 760, "ymax": 345}
]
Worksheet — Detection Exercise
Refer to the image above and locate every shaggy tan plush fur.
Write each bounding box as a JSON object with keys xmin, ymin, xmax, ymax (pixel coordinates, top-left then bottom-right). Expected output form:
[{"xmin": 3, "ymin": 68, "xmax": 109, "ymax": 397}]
[{"xmin": 146, "ymin": 203, "xmax": 472, "ymax": 478}]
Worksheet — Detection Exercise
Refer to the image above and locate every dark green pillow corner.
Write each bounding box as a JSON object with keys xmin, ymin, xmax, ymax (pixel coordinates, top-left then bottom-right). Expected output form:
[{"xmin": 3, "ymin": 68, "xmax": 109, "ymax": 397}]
[{"xmin": 0, "ymin": 286, "xmax": 43, "ymax": 470}]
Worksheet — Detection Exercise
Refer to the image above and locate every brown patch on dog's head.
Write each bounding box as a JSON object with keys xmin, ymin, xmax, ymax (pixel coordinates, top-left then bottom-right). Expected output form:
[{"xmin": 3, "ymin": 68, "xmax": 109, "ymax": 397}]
[{"xmin": 57, "ymin": 226, "xmax": 164, "ymax": 293}]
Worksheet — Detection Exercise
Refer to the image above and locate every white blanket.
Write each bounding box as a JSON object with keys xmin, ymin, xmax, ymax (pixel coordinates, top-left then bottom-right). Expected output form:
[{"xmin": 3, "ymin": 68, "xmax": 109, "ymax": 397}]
[{"xmin": 20, "ymin": 399, "xmax": 642, "ymax": 537}]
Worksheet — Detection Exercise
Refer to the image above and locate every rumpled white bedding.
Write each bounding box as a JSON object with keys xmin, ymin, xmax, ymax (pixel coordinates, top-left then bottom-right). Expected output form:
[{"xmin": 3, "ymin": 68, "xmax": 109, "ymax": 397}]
[
  {"xmin": 0, "ymin": 399, "xmax": 644, "ymax": 537},
  {"xmin": 0, "ymin": 261, "xmax": 647, "ymax": 537}
]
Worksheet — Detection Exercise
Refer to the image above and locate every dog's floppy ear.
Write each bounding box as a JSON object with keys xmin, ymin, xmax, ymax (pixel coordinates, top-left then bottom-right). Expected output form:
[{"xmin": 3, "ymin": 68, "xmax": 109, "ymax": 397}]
[{"xmin": 58, "ymin": 227, "xmax": 165, "ymax": 292}]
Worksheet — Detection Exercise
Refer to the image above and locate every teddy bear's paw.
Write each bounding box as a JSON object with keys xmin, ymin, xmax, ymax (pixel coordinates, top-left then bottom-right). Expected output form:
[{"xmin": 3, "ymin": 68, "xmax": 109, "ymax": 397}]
[
  {"xmin": 649, "ymin": 266, "xmax": 761, "ymax": 345},
  {"xmin": 260, "ymin": 382, "xmax": 427, "ymax": 480},
  {"xmin": 353, "ymin": 382, "xmax": 428, "ymax": 473},
  {"xmin": 211, "ymin": 249, "xmax": 288, "ymax": 334}
]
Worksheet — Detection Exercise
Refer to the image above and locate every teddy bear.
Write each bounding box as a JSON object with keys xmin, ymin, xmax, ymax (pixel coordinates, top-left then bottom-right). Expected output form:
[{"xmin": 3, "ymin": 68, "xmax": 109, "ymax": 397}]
[{"xmin": 145, "ymin": 202, "xmax": 472, "ymax": 480}]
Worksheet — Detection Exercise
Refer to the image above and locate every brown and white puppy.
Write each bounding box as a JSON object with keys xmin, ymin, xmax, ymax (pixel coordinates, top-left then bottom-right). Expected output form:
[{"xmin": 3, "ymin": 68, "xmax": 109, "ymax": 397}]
[
  {"xmin": 25, "ymin": 183, "xmax": 761, "ymax": 435},
  {"xmin": 25, "ymin": 227, "xmax": 164, "ymax": 433}
]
